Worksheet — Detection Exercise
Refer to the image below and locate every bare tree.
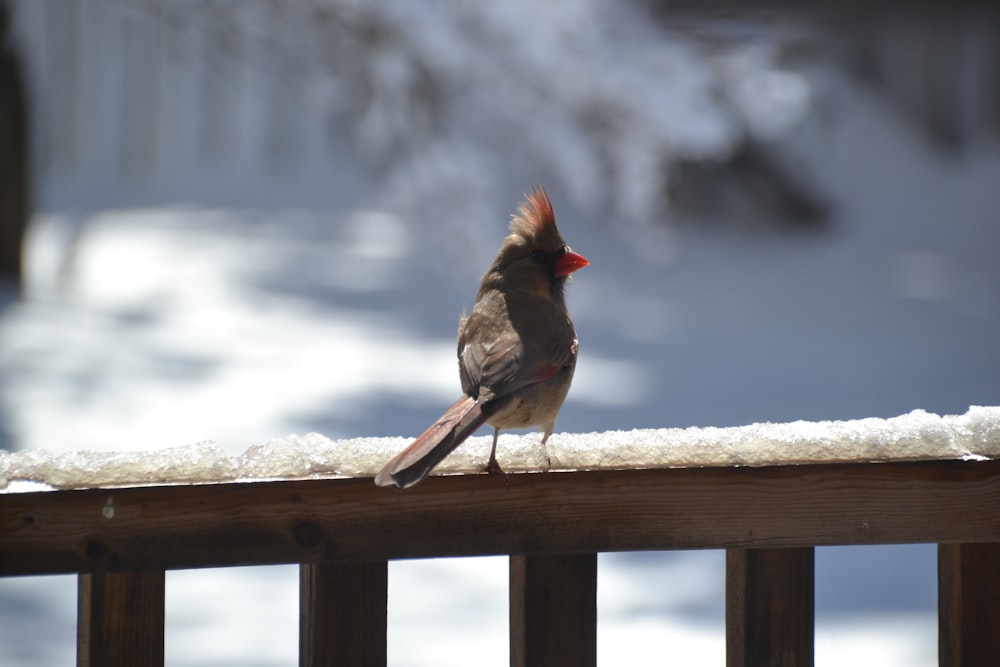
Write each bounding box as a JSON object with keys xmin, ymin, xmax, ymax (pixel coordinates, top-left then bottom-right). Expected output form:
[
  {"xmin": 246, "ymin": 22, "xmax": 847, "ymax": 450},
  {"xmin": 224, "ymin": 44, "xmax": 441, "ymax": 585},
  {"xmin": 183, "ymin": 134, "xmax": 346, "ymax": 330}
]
[{"xmin": 0, "ymin": 0, "xmax": 28, "ymax": 292}]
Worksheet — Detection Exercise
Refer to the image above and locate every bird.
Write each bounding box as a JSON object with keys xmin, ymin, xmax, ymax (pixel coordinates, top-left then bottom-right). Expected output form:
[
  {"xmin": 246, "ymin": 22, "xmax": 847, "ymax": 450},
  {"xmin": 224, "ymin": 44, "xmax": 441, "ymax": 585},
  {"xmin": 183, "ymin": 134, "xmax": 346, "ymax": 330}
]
[{"xmin": 375, "ymin": 186, "xmax": 588, "ymax": 489}]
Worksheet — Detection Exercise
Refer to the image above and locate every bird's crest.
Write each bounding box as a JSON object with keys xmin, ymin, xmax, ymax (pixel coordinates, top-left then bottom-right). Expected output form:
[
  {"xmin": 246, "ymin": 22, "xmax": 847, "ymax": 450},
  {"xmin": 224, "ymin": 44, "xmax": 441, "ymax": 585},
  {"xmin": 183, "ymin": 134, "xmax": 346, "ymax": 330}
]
[{"xmin": 510, "ymin": 186, "xmax": 558, "ymax": 241}]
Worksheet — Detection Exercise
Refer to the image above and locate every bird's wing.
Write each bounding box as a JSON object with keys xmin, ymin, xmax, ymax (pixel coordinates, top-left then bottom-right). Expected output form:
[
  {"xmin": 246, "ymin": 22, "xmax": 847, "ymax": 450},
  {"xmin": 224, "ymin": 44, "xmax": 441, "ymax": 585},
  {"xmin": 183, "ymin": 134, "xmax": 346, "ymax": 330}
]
[{"xmin": 459, "ymin": 307, "xmax": 577, "ymax": 404}]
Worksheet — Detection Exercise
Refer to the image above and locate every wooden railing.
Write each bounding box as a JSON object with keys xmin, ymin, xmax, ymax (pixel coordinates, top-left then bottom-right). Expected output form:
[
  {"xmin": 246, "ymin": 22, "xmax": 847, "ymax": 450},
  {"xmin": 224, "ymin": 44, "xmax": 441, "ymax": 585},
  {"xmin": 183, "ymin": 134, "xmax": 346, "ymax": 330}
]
[{"xmin": 2, "ymin": 458, "xmax": 999, "ymax": 666}]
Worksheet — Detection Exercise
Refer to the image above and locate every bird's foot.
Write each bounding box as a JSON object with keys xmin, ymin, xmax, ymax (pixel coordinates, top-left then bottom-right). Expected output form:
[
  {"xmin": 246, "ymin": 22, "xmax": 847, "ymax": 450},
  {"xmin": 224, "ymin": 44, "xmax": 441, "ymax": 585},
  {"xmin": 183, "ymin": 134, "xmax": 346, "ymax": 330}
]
[{"xmin": 484, "ymin": 456, "xmax": 507, "ymax": 481}]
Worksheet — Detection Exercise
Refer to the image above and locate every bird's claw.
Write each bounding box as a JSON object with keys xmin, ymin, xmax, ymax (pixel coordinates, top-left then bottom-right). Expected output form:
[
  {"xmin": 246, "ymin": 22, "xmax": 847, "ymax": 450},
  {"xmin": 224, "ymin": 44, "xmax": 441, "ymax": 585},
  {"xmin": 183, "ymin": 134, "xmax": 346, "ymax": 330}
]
[{"xmin": 484, "ymin": 456, "xmax": 507, "ymax": 480}]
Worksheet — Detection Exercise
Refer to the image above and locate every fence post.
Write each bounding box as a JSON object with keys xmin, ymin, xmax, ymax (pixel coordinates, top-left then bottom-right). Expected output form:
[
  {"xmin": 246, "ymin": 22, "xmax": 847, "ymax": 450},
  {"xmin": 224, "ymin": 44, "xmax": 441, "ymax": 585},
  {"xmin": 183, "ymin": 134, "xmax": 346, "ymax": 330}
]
[
  {"xmin": 726, "ymin": 547, "xmax": 814, "ymax": 667},
  {"xmin": 78, "ymin": 570, "xmax": 165, "ymax": 667},
  {"xmin": 510, "ymin": 553, "xmax": 597, "ymax": 667},
  {"xmin": 300, "ymin": 561, "xmax": 387, "ymax": 667},
  {"xmin": 938, "ymin": 542, "xmax": 1000, "ymax": 667}
]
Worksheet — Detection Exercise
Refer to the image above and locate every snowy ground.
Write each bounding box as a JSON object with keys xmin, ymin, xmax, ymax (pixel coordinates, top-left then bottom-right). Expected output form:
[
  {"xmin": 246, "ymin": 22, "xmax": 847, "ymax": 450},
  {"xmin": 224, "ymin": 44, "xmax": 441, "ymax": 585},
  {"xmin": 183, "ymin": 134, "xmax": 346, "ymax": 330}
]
[{"xmin": 2, "ymin": 71, "xmax": 1000, "ymax": 667}]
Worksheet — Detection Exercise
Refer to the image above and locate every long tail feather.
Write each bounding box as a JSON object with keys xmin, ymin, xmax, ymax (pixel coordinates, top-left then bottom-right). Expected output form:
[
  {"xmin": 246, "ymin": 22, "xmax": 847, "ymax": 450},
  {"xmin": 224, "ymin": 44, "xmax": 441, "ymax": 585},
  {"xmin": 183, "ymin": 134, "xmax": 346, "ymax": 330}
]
[{"xmin": 374, "ymin": 396, "xmax": 490, "ymax": 488}]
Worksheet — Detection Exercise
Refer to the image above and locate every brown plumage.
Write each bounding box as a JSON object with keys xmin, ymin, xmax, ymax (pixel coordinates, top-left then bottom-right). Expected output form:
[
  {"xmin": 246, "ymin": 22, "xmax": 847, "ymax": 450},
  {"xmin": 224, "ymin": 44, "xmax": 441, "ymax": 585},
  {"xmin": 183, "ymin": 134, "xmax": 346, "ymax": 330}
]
[{"xmin": 375, "ymin": 186, "xmax": 588, "ymax": 488}]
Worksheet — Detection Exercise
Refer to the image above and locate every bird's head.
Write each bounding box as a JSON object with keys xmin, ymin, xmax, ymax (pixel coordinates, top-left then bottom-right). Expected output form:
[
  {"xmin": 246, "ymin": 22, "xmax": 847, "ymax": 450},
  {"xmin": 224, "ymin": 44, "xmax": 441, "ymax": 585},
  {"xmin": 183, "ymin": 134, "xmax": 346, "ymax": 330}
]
[{"xmin": 485, "ymin": 186, "xmax": 589, "ymax": 298}]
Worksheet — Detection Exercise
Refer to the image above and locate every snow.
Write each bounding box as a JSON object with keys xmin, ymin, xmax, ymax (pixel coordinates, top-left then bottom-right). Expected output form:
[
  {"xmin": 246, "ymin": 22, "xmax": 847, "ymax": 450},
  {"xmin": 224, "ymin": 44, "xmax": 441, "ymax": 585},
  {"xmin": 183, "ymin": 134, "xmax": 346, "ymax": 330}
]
[
  {"xmin": 3, "ymin": 406, "xmax": 994, "ymax": 491},
  {"xmin": 547, "ymin": 405, "xmax": 1000, "ymax": 470},
  {"xmin": 0, "ymin": 440, "xmax": 233, "ymax": 491}
]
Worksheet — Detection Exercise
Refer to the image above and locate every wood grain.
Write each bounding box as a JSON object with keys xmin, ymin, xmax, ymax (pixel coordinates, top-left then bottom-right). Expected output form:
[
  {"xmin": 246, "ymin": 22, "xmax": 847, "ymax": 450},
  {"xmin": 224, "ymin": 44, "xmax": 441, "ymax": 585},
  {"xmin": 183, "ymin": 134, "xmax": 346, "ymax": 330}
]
[
  {"xmin": 727, "ymin": 548, "xmax": 814, "ymax": 667},
  {"xmin": 510, "ymin": 553, "xmax": 597, "ymax": 667},
  {"xmin": 300, "ymin": 561, "xmax": 387, "ymax": 667},
  {"xmin": 938, "ymin": 542, "xmax": 1000, "ymax": 667},
  {"xmin": 2, "ymin": 460, "xmax": 999, "ymax": 576},
  {"xmin": 78, "ymin": 570, "xmax": 165, "ymax": 667}
]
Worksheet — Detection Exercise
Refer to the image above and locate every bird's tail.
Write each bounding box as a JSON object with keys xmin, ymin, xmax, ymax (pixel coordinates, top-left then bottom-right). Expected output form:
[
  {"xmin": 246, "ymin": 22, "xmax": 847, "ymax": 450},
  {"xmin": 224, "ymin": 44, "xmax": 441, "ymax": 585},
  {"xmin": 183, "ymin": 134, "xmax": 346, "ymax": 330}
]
[{"xmin": 374, "ymin": 396, "xmax": 490, "ymax": 488}]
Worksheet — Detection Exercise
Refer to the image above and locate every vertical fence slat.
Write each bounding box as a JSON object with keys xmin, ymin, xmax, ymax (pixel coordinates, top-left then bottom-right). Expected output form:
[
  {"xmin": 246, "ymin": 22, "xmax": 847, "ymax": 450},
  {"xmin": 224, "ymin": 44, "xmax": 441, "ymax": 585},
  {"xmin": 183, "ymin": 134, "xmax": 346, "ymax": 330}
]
[
  {"xmin": 299, "ymin": 561, "xmax": 387, "ymax": 667},
  {"xmin": 77, "ymin": 570, "xmax": 165, "ymax": 667},
  {"xmin": 509, "ymin": 553, "xmax": 597, "ymax": 667},
  {"xmin": 938, "ymin": 542, "xmax": 1000, "ymax": 667},
  {"xmin": 726, "ymin": 547, "xmax": 814, "ymax": 667}
]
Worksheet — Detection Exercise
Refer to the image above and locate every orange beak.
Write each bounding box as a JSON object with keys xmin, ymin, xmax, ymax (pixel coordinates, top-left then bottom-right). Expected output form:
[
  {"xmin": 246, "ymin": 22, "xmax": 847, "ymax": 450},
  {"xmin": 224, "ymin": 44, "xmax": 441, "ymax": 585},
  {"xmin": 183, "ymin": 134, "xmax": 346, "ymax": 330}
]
[{"xmin": 554, "ymin": 250, "xmax": 590, "ymax": 278}]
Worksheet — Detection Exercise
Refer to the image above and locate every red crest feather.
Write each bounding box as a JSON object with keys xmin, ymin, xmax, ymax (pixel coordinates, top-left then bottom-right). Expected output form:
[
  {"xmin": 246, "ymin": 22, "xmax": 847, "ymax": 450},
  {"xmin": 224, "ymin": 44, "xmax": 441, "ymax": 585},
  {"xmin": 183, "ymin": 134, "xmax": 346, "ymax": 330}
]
[{"xmin": 510, "ymin": 186, "xmax": 558, "ymax": 241}]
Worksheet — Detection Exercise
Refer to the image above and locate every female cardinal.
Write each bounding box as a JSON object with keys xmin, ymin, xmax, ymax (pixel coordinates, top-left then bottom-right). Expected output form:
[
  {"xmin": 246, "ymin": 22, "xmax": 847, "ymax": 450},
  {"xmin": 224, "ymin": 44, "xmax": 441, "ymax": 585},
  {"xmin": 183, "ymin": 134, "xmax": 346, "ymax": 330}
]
[{"xmin": 375, "ymin": 186, "xmax": 588, "ymax": 488}]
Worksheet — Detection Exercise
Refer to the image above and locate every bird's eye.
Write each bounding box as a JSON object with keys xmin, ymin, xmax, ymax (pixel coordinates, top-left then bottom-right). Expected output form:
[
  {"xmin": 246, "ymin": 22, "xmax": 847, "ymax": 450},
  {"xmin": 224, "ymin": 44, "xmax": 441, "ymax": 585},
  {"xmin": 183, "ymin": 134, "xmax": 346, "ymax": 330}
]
[{"xmin": 531, "ymin": 249, "xmax": 547, "ymax": 262}]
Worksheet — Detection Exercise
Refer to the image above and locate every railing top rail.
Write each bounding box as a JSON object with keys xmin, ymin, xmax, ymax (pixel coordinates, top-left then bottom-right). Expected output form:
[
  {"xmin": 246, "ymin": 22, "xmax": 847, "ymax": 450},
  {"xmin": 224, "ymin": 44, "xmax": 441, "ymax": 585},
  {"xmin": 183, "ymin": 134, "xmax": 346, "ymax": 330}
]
[{"xmin": 2, "ymin": 458, "xmax": 999, "ymax": 577}]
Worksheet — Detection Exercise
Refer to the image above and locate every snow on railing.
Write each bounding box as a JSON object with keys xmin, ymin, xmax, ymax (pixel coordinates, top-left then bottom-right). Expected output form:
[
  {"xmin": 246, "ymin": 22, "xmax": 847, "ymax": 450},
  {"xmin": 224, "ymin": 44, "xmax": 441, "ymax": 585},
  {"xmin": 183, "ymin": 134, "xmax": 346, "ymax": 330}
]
[{"xmin": 2, "ymin": 406, "xmax": 997, "ymax": 492}]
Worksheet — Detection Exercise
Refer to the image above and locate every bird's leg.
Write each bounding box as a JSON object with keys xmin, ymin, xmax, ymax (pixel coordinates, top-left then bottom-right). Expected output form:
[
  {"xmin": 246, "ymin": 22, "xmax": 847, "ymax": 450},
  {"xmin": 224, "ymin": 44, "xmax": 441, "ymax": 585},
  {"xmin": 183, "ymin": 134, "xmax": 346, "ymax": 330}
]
[{"xmin": 485, "ymin": 427, "xmax": 505, "ymax": 477}]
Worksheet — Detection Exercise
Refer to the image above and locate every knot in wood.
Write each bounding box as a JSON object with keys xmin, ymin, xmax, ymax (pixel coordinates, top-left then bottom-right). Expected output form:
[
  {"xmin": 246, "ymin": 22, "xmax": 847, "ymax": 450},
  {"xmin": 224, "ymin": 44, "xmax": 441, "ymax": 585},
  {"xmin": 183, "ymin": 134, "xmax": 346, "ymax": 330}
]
[{"xmin": 294, "ymin": 521, "xmax": 322, "ymax": 549}]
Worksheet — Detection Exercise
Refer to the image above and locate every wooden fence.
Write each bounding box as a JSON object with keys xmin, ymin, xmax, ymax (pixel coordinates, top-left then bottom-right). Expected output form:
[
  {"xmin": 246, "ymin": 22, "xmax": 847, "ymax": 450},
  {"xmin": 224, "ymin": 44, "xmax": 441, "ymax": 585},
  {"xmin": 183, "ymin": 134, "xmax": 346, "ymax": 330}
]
[{"xmin": 2, "ymin": 458, "xmax": 999, "ymax": 666}]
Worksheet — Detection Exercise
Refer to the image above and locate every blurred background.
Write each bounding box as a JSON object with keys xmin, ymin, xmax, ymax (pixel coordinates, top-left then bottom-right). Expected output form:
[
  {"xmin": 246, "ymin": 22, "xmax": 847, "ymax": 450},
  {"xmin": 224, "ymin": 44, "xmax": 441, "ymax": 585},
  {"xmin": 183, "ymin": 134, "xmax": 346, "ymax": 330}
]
[{"xmin": 1, "ymin": 0, "xmax": 999, "ymax": 665}]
